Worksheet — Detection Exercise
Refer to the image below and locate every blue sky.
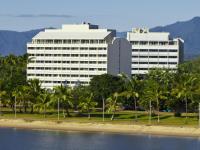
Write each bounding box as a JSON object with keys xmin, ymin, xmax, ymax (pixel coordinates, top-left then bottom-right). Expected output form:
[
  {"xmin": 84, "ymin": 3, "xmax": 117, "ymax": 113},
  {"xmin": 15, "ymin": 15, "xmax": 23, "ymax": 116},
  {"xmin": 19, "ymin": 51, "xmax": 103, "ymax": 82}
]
[{"xmin": 0, "ymin": 0, "xmax": 200, "ymax": 31}]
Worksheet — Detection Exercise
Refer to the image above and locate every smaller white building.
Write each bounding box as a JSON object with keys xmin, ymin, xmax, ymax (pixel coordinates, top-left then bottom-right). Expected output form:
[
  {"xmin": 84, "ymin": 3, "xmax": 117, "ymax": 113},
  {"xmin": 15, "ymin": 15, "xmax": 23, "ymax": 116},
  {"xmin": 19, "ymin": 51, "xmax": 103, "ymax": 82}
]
[{"xmin": 127, "ymin": 28, "xmax": 184, "ymax": 75}]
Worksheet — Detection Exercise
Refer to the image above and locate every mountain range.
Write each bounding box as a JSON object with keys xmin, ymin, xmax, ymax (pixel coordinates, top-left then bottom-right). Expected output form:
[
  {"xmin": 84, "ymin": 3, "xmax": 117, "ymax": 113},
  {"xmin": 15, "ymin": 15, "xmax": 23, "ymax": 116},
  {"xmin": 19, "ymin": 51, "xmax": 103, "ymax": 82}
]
[
  {"xmin": 151, "ymin": 17, "xmax": 200, "ymax": 60},
  {"xmin": 0, "ymin": 29, "xmax": 44, "ymax": 56},
  {"xmin": 1, "ymin": 17, "xmax": 200, "ymax": 60}
]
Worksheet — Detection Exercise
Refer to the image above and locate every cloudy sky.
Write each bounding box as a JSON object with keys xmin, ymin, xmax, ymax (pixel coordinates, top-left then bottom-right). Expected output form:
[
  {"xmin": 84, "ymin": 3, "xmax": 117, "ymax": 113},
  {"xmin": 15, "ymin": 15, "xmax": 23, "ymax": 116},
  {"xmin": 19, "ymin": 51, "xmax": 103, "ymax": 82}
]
[{"xmin": 0, "ymin": 0, "xmax": 200, "ymax": 31}]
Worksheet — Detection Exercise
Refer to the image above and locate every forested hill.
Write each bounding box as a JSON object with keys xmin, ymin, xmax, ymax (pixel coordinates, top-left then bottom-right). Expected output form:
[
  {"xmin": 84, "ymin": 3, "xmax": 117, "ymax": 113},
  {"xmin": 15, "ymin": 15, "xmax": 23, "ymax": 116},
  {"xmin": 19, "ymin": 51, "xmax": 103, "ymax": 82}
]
[
  {"xmin": 0, "ymin": 29, "xmax": 44, "ymax": 56},
  {"xmin": 151, "ymin": 17, "xmax": 200, "ymax": 60}
]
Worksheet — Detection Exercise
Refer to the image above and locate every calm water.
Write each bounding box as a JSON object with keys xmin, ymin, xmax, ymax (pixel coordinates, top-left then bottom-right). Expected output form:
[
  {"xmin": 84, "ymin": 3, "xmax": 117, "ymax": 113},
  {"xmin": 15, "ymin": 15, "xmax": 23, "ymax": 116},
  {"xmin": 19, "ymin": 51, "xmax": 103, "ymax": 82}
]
[{"xmin": 0, "ymin": 128, "xmax": 200, "ymax": 150}]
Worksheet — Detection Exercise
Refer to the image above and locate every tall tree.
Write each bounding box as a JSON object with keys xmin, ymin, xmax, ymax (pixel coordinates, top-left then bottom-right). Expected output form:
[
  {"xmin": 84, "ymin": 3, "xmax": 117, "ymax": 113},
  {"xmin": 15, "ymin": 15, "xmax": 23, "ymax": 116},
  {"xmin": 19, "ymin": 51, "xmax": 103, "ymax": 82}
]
[
  {"xmin": 147, "ymin": 69, "xmax": 170, "ymax": 123},
  {"xmin": 173, "ymin": 72, "xmax": 198, "ymax": 122},
  {"xmin": 79, "ymin": 93, "xmax": 97, "ymax": 119},
  {"xmin": 90, "ymin": 74, "xmax": 124, "ymax": 105},
  {"xmin": 140, "ymin": 79, "xmax": 158, "ymax": 124},
  {"xmin": 52, "ymin": 85, "xmax": 73, "ymax": 118},
  {"xmin": 34, "ymin": 89, "xmax": 51, "ymax": 118},
  {"xmin": 106, "ymin": 92, "xmax": 122, "ymax": 121},
  {"xmin": 90, "ymin": 74, "xmax": 124, "ymax": 121},
  {"xmin": 120, "ymin": 74, "xmax": 143, "ymax": 121},
  {"xmin": 27, "ymin": 79, "xmax": 42, "ymax": 113}
]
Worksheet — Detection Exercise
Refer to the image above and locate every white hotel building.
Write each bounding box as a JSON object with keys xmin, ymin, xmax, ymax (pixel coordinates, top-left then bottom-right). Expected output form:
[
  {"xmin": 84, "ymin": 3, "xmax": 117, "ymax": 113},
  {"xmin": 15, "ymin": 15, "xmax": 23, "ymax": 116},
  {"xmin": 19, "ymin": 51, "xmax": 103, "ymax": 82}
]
[
  {"xmin": 127, "ymin": 28, "xmax": 184, "ymax": 75},
  {"xmin": 27, "ymin": 23, "xmax": 131, "ymax": 89}
]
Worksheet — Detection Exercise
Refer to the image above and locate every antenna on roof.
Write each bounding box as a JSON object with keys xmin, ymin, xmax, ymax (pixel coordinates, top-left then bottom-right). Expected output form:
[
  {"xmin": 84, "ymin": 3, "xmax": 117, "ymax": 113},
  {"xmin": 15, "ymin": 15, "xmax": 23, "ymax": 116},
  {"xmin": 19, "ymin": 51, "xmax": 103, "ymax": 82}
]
[{"xmin": 82, "ymin": 22, "xmax": 91, "ymax": 25}]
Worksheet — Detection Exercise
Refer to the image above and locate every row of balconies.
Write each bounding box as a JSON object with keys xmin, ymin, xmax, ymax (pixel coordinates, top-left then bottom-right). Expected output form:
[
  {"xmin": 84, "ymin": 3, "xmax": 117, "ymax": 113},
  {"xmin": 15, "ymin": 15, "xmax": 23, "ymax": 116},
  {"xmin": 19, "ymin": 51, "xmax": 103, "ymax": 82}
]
[
  {"xmin": 29, "ymin": 53, "xmax": 107, "ymax": 57},
  {"xmin": 132, "ymin": 61, "xmax": 178, "ymax": 64},
  {"xmin": 27, "ymin": 43, "xmax": 108, "ymax": 48},
  {"xmin": 132, "ymin": 55, "xmax": 178, "ymax": 59},
  {"xmin": 29, "ymin": 60, "xmax": 107, "ymax": 64},
  {"xmin": 28, "ymin": 56, "xmax": 108, "ymax": 61},
  {"xmin": 132, "ymin": 52, "xmax": 178, "ymax": 56},
  {"xmin": 132, "ymin": 58, "xmax": 178, "ymax": 61},
  {"xmin": 27, "ymin": 63, "xmax": 107, "ymax": 68},
  {"xmin": 130, "ymin": 40, "xmax": 178, "ymax": 46},
  {"xmin": 132, "ymin": 49, "xmax": 178, "ymax": 52},
  {"xmin": 31, "ymin": 39, "xmax": 107, "ymax": 45},
  {"xmin": 131, "ymin": 64, "xmax": 177, "ymax": 68},
  {"xmin": 27, "ymin": 50, "xmax": 108, "ymax": 55},
  {"xmin": 27, "ymin": 74, "xmax": 100, "ymax": 78},
  {"xmin": 27, "ymin": 69, "xmax": 107, "ymax": 74}
]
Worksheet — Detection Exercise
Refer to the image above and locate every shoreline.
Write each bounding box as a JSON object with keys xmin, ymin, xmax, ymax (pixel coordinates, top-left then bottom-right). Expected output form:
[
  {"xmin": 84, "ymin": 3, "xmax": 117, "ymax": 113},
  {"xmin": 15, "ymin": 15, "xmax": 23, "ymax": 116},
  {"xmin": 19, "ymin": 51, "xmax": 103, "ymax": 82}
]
[{"xmin": 0, "ymin": 119, "xmax": 200, "ymax": 138}]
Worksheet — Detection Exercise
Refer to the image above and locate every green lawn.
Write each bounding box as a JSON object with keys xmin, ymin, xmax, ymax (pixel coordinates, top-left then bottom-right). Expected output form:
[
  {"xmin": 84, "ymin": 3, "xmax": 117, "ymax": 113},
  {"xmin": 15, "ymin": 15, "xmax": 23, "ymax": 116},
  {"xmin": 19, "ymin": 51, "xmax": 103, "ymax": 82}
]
[{"xmin": 0, "ymin": 108, "xmax": 199, "ymax": 127}]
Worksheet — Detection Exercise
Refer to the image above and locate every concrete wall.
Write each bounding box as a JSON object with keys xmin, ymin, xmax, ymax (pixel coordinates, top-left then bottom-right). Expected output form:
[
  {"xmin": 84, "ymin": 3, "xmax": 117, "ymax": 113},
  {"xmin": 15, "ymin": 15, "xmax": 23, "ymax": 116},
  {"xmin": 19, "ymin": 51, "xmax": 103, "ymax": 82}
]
[
  {"xmin": 107, "ymin": 38, "xmax": 131, "ymax": 77},
  {"xmin": 178, "ymin": 39, "xmax": 184, "ymax": 63}
]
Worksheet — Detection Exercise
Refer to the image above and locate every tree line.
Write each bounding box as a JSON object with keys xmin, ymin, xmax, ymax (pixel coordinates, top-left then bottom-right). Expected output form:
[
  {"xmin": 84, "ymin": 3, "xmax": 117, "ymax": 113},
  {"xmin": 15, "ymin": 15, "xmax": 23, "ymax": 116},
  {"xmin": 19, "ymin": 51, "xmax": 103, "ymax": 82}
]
[{"xmin": 1, "ymin": 54, "xmax": 200, "ymax": 122}]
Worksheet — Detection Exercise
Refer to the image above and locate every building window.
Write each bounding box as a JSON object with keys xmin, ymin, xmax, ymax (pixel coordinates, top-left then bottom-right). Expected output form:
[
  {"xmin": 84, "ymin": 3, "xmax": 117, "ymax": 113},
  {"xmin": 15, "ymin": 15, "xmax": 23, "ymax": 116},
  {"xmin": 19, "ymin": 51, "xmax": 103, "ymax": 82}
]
[
  {"xmin": 71, "ymin": 47, "xmax": 78, "ymax": 50},
  {"xmin": 99, "ymin": 40, "xmax": 105, "ymax": 44},
  {"xmin": 71, "ymin": 68, "xmax": 79, "ymax": 70},
  {"xmin": 140, "ymin": 49, "xmax": 148, "ymax": 52},
  {"xmin": 89, "ymin": 54, "xmax": 97, "ymax": 57},
  {"xmin": 169, "ymin": 50, "xmax": 178, "ymax": 52},
  {"xmin": 140, "ymin": 41, "xmax": 148, "ymax": 45},
  {"xmin": 169, "ymin": 56, "xmax": 177, "ymax": 58},
  {"xmin": 168, "ymin": 62, "xmax": 177, "ymax": 64},
  {"xmin": 71, "ymin": 61, "xmax": 79, "ymax": 64},
  {"xmin": 149, "ymin": 49, "xmax": 158, "ymax": 52},
  {"xmin": 81, "ymin": 40, "xmax": 89, "ymax": 44},
  {"xmin": 89, "ymin": 47, "xmax": 97, "ymax": 50},
  {"xmin": 63, "ymin": 40, "xmax": 71, "ymax": 44},
  {"xmin": 80, "ymin": 54, "xmax": 88, "ymax": 57},
  {"xmin": 71, "ymin": 54, "xmax": 79, "ymax": 57},
  {"xmin": 54, "ymin": 40, "xmax": 62, "ymax": 44},
  {"xmin": 98, "ymin": 54, "xmax": 107, "ymax": 57},
  {"xmin": 130, "ymin": 41, "xmax": 139, "ymax": 45},
  {"xmin": 80, "ymin": 47, "xmax": 88, "ymax": 50},
  {"xmin": 159, "ymin": 49, "xmax": 168, "ymax": 52},
  {"xmin": 90, "ymin": 40, "xmax": 98, "ymax": 44},
  {"xmin": 72, "ymin": 40, "xmax": 80, "ymax": 44},
  {"xmin": 80, "ymin": 61, "xmax": 88, "ymax": 64},
  {"xmin": 89, "ymin": 61, "xmax": 96, "ymax": 64}
]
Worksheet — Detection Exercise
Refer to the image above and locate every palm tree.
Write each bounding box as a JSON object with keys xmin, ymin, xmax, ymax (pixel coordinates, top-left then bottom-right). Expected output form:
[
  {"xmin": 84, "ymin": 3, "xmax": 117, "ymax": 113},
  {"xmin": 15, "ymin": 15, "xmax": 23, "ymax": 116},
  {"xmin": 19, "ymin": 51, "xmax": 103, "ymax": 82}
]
[
  {"xmin": 5, "ymin": 54, "xmax": 18, "ymax": 79},
  {"xmin": 22, "ymin": 86, "xmax": 28, "ymax": 113},
  {"xmin": 0, "ymin": 90, "xmax": 6, "ymax": 115},
  {"xmin": 61, "ymin": 87, "xmax": 74, "ymax": 117},
  {"xmin": 120, "ymin": 74, "xmax": 142, "ymax": 121},
  {"xmin": 12, "ymin": 85, "xmax": 27, "ymax": 113},
  {"xmin": 0, "ymin": 78, "xmax": 6, "ymax": 115},
  {"xmin": 12, "ymin": 88, "xmax": 21, "ymax": 118},
  {"xmin": 34, "ymin": 89, "xmax": 51, "ymax": 118},
  {"xmin": 27, "ymin": 79, "xmax": 42, "ymax": 113},
  {"xmin": 50, "ymin": 86, "xmax": 62, "ymax": 120},
  {"xmin": 19, "ymin": 85, "xmax": 30, "ymax": 113},
  {"xmin": 140, "ymin": 79, "xmax": 157, "ymax": 124},
  {"xmin": 106, "ymin": 92, "xmax": 122, "ymax": 121},
  {"xmin": 173, "ymin": 73, "xmax": 198, "ymax": 123},
  {"xmin": 147, "ymin": 69, "xmax": 169, "ymax": 123},
  {"xmin": 151, "ymin": 81, "xmax": 166, "ymax": 123},
  {"xmin": 52, "ymin": 85, "xmax": 73, "ymax": 118},
  {"xmin": 79, "ymin": 93, "xmax": 97, "ymax": 119}
]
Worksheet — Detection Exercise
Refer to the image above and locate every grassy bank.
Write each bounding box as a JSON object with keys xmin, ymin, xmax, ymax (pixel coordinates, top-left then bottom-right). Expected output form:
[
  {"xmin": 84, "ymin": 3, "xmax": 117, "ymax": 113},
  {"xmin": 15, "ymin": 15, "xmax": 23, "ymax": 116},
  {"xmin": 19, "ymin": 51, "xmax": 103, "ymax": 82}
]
[{"xmin": 0, "ymin": 108, "xmax": 199, "ymax": 127}]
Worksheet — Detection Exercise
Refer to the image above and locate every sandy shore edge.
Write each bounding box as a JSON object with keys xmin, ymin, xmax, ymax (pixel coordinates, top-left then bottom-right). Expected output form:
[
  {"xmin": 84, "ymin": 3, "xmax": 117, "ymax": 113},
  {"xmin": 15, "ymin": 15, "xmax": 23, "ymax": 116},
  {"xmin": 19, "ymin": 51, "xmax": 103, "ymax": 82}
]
[{"xmin": 0, "ymin": 119, "xmax": 200, "ymax": 137}]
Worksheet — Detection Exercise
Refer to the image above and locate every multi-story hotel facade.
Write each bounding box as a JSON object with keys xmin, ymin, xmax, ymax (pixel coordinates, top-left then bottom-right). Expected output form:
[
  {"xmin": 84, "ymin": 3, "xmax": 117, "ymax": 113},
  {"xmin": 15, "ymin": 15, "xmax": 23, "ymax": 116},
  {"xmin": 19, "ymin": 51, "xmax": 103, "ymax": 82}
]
[
  {"xmin": 127, "ymin": 28, "xmax": 184, "ymax": 75},
  {"xmin": 27, "ymin": 23, "xmax": 131, "ymax": 89}
]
